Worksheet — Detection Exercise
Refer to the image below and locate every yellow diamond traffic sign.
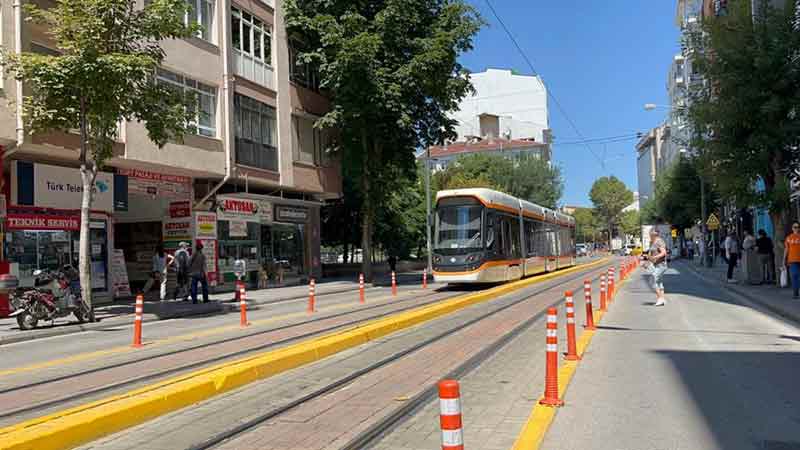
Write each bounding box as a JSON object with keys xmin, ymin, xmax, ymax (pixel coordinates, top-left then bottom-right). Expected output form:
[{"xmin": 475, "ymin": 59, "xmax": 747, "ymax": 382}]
[{"xmin": 706, "ymin": 213, "xmax": 720, "ymax": 230}]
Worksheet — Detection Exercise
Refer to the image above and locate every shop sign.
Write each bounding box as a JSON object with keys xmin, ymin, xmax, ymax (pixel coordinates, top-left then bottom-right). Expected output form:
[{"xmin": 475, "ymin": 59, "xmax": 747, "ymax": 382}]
[
  {"xmin": 229, "ymin": 220, "xmax": 248, "ymax": 237},
  {"xmin": 118, "ymin": 168, "xmax": 192, "ymax": 200},
  {"xmin": 169, "ymin": 201, "xmax": 192, "ymax": 218},
  {"xmin": 163, "ymin": 217, "xmax": 192, "ymax": 242},
  {"xmin": 7, "ymin": 213, "xmax": 80, "ymax": 231},
  {"xmin": 275, "ymin": 205, "xmax": 309, "ymax": 224},
  {"xmin": 198, "ymin": 239, "xmax": 218, "ymax": 287},
  {"xmin": 215, "ymin": 195, "xmax": 273, "ymax": 223},
  {"xmin": 195, "ymin": 212, "xmax": 218, "ymax": 239},
  {"xmin": 110, "ymin": 249, "xmax": 132, "ymax": 298},
  {"xmin": 31, "ymin": 163, "xmax": 114, "ymax": 212}
]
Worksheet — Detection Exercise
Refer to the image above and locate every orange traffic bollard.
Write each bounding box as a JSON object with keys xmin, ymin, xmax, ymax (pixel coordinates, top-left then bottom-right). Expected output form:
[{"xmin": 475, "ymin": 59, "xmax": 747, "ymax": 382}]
[
  {"xmin": 564, "ymin": 291, "xmax": 580, "ymax": 361},
  {"xmin": 438, "ymin": 379, "xmax": 464, "ymax": 450},
  {"xmin": 600, "ymin": 275, "xmax": 608, "ymax": 312},
  {"xmin": 132, "ymin": 294, "xmax": 144, "ymax": 348},
  {"xmin": 239, "ymin": 286, "xmax": 249, "ymax": 327},
  {"xmin": 540, "ymin": 307, "xmax": 564, "ymax": 406},
  {"xmin": 308, "ymin": 278, "xmax": 316, "ymax": 313},
  {"xmin": 608, "ymin": 268, "xmax": 615, "ymax": 301},
  {"xmin": 423, "ymin": 268, "xmax": 428, "ymax": 289},
  {"xmin": 391, "ymin": 271, "xmax": 397, "ymax": 296},
  {"xmin": 439, "ymin": 380, "xmax": 464, "ymax": 450},
  {"xmin": 359, "ymin": 273, "xmax": 365, "ymax": 304},
  {"xmin": 584, "ymin": 279, "xmax": 596, "ymax": 330}
]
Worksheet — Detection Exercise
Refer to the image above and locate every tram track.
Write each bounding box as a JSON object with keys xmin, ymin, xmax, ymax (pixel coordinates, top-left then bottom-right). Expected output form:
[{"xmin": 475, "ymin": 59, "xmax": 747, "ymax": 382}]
[
  {"xmin": 0, "ymin": 287, "xmax": 460, "ymax": 423},
  {"xmin": 182, "ymin": 263, "xmax": 608, "ymax": 450}
]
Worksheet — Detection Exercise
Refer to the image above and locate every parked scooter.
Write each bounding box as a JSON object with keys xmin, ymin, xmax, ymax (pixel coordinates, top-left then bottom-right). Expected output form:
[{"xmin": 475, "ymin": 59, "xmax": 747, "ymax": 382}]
[{"xmin": 9, "ymin": 265, "xmax": 89, "ymax": 330}]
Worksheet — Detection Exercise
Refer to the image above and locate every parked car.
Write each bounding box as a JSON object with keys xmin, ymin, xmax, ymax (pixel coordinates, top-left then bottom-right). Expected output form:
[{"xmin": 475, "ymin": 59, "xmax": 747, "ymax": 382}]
[{"xmin": 576, "ymin": 244, "xmax": 589, "ymax": 257}]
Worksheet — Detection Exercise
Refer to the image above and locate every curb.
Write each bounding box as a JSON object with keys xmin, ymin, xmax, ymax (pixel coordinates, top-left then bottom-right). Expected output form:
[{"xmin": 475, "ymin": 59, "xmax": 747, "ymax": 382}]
[
  {"xmin": 0, "ymin": 285, "xmax": 373, "ymax": 346},
  {"xmin": 511, "ymin": 263, "xmax": 636, "ymax": 450},
  {"xmin": 679, "ymin": 262, "xmax": 800, "ymax": 325},
  {"xmin": 0, "ymin": 260, "xmax": 609, "ymax": 450}
]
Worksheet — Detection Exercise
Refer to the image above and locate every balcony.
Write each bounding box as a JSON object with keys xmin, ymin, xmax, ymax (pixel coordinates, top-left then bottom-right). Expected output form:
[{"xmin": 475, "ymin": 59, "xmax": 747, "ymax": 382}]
[{"xmin": 233, "ymin": 50, "xmax": 275, "ymax": 91}]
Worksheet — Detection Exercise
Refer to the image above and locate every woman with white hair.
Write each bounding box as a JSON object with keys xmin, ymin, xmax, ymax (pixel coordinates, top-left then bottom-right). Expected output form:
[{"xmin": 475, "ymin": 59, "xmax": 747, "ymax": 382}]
[{"xmin": 646, "ymin": 228, "xmax": 669, "ymax": 306}]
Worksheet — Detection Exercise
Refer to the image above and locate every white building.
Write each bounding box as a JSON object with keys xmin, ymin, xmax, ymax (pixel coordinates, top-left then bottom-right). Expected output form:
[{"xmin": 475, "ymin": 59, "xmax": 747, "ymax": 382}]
[{"xmin": 451, "ymin": 69, "xmax": 550, "ymax": 143}]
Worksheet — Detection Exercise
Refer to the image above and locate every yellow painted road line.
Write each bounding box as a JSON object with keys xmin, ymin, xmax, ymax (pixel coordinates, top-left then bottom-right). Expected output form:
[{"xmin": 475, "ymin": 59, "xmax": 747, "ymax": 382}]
[
  {"xmin": 0, "ymin": 259, "xmax": 608, "ymax": 450},
  {"xmin": 511, "ymin": 267, "xmax": 639, "ymax": 450},
  {"xmin": 0, "ymin": 291, "xmax": 403, "ymax": 378}
]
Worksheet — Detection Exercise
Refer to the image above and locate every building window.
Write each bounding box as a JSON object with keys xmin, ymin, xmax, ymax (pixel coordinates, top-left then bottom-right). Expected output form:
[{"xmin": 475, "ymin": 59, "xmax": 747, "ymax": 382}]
[
  {"xmin": 232, "ymin": 7, "xmax": 271, "ymax": 65},
  {"xmin": 185, "ymin": 0, "xmax": 215, "ymax": 42},
  {"xmin": 156, "ymin": 68, "xmax": 217, "ymax": 137},
  {"xmin": 234, "ymin": 94, "xmax": 278, "ymax": 171},
  {"xmin": 292, "ymin": 116, "xmax": 329, "ymax": 166},
  {"xmin": 289, "ymin": 40, "xmax": 321, "ymax": 92}
]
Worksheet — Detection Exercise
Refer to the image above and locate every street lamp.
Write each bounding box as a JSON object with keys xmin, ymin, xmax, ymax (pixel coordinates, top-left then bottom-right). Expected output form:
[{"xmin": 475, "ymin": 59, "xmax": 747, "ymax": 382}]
[{"xmin": 643, "ymin": 102, "xmax": 712, "ymax": 267}]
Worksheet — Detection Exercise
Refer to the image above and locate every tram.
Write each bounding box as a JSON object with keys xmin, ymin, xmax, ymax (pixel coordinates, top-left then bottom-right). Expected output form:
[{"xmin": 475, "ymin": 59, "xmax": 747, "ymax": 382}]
[{"xmin": 432, "ymin": 188, "xmax": 576, "ymax": 284}]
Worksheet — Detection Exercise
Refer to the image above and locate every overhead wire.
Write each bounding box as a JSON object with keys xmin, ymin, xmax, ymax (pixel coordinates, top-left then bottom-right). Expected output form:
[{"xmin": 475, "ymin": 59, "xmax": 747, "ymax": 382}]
[{"xmin": 481, "ymin": 0, "xmax": 608, "ymax": 170}]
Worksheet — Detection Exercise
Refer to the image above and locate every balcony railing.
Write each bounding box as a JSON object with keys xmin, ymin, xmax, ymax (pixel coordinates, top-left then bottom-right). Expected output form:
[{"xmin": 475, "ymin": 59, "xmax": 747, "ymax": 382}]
[{"xmin": 233, "ymin": 50, "xmax": 275, "ymax": 91}]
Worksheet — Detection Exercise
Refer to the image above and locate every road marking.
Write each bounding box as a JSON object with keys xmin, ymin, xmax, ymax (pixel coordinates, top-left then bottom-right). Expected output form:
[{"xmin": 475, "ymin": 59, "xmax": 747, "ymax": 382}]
[
  {"xmin": 0, "ymin": 291, "xmax": 405, "ymax": 378},
  {"xmin": 0, "ymin": 260, "xmax": 609, "ymax": 450}
]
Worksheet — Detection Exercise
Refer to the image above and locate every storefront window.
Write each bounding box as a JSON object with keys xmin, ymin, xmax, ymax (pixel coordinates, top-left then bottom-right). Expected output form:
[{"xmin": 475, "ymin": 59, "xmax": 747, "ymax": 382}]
[
  {"xmin": 6, "ymin": 220, "xmax": 108, "ymax": 291},
  {"xmin": 218, "ymin": 220, "xmax": 260, "ymax": 280},
  {"xmin": 261, "ymin": 223, "xmax": 305, "ymax": 284}
]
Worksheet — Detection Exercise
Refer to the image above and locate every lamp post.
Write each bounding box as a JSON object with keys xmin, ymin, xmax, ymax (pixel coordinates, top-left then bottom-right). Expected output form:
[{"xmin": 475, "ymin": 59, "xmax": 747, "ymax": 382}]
[
  {"xmin": 425, "ymin": 146, "xmax": 432, "ymax": 274},
  {"xmin": 644, "ymin": 103, "xmax": 711, "ymax": 267}
]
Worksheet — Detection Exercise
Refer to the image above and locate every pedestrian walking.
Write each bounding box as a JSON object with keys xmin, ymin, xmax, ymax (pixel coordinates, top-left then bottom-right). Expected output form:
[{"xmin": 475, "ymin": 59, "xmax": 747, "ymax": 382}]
[
  {"xmin": 742, "ymin": 230, "xmax": 761, "ymax": 285},
  {"xmin": 173, "ymin": 242, "xmax": 191, "ymax": 301},
  {"xmin": 189, "ymin": 242, "xmax": 209, "ymax": 304},
  {"xmin": 143, "ymin": 245, "xmax": 174, "ymax": 301},
  {"xmin": 756, "ymin": 229, "xmax": 775, "ymax": 284},
  {"xmin": 645, "ymin": 229, "xmax": 669, "ymax": 307},
  {"xmin": 724, "ymin": 231, "xmax": 740, "ymax": 283},
  {"xmin": 784, "ymin": 222, "xmax": 800, "ymax": 299}
]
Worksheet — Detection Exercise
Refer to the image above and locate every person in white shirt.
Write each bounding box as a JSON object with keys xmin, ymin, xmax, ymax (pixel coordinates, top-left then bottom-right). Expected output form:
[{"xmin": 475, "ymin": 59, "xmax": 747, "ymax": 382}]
[{"xmin": 144, "ymin": 245, "xmax": 174, "ymax": 301}]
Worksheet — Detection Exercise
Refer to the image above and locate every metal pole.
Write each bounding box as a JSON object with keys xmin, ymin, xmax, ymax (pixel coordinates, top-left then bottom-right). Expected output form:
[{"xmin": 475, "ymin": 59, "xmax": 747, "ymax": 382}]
[
  {"xmin": 700, "ymin": 177, "xmax": 711, "ymax": 267},
  {"xmin": 425, "ymin": 147, "xmax": 433, "ymax": 273}
]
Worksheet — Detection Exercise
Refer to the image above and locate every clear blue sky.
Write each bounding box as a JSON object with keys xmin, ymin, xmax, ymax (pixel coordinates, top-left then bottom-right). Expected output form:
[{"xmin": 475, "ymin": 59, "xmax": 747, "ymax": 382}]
[{"xmin": 460, "ymin": 0, "xmax": 680, "ymax": 207}]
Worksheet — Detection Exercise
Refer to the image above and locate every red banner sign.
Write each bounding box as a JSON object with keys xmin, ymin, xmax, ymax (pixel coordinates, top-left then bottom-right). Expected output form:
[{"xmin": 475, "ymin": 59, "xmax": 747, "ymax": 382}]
[
  {"xmin": 6, "ymin": 213, "xmax": 80, "ymax": 231},
  {"xmin": 169, "ymin": 201, "xmax": 192, "ymax": 218},
  {"xmin": 117, "ymin": 168, "xmax": 191, "ymax": 185}
]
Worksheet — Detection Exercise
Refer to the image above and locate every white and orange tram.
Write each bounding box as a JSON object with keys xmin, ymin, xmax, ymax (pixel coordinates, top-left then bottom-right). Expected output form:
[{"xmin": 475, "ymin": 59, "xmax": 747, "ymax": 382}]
[{"xmin": 432, "ymin": 188, "xmax": 576, "ymax": 284}]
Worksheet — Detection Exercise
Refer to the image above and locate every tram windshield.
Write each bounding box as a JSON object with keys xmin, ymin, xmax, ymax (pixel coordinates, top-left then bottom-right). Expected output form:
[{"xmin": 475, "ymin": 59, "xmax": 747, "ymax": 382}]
[{"xmin": 435, "ymin": 205, "xmax": 483, "ymax": 251}]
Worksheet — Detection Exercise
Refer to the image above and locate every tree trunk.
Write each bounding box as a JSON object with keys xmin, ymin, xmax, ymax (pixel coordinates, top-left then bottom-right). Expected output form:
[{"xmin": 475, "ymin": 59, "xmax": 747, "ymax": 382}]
[
  {"xmin": 79, "ymin": 164, "xmax": 97, "ymax": 321},
  {"xmin": 77, "ymin": 99, "xmax": 96, "ymax": 322},
  {"xmin": 360, "ymin": 133, "xmax": 373, "ymax": 281}
]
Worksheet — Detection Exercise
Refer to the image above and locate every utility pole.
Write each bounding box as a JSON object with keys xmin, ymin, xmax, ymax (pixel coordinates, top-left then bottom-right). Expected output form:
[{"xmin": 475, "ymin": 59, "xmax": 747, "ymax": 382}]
[
  {"xmin": 425, "ymin": 146, "xmax": 433, "ymax": 274},
  {"xmin": 700, "ymin": 177, "xmax": 712, "ymax": 267}
]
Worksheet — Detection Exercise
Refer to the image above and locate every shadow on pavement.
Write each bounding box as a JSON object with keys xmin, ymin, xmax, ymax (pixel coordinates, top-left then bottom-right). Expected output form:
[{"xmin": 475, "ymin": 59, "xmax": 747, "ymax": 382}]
[{"xmin": 653, "ymin": 349, "xmax": 800, "ymax": 450}]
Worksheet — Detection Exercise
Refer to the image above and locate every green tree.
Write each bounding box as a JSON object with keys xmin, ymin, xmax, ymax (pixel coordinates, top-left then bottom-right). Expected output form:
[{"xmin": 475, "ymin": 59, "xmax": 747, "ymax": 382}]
[
  {"xmin": 1, "ymin": 0, "xmax": 197, "ymax": 317},
  {"xmin": 573, "ymin": 207, "xmax": 600, "ymax": 244},
  {"xmin": 687, "ymin": 0, "xmax": 800, "ymax": 256},
  {"xmin": 285, "ymin": 0, "xmax": 482, "ymax": 280},
  {"xmin": 589, "ymin": 176, "xmax": 634, "ymax": 249},
  {"xmin": 433, "ymin": 153, "xmax": 564, "ymax": 208},
  {"xmin": 646, "ymin": 159, "xmax": 716, "ymax": 231},
  {"xmin": 619, "ymin": 210, "xmax": 640, "ymax": 242}
]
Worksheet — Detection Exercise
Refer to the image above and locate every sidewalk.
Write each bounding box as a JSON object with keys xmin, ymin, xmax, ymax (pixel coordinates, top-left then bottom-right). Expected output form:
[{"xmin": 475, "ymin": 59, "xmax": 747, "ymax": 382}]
[
  {"xmin": 0, "ymin": 272, "xmax": 432, "ymax": 345},
  {"xmin": 678, "ymin": 258, "xmax": 800, "ymax": 324},
  {"xmin": 540, "ymin": 263, "xmax": 800, "ymax": 450}
]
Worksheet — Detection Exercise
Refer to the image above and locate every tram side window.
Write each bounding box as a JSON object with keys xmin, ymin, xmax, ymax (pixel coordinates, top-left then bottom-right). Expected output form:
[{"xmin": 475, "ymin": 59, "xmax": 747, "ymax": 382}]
[
  {"xmin": 510, "ymin": 218, "xmax": 521, "ymax": 259},
  {"xmin": 534, "ymin": 220, "xmax": 548, "ymax": 257},
  {"xmin": 525, "ymin": 220, "xmax": 536, "ymax": 257},
  {"xmin": 485, "ymin": 212, "xmax": 496, "ymax": 252}
]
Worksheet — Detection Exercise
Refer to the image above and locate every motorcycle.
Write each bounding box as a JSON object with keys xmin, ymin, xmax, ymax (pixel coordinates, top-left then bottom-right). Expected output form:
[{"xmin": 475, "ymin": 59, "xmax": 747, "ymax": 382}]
[{"xmin": 9, "ymin": 265, "xmax": 90, "ymax": 330}]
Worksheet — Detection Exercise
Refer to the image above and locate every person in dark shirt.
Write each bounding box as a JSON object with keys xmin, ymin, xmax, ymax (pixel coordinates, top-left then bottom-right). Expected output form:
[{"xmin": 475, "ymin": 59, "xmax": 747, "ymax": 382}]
[{"xmin": 756, "ymin": 229, "xmax": 775, "ymax": 284}]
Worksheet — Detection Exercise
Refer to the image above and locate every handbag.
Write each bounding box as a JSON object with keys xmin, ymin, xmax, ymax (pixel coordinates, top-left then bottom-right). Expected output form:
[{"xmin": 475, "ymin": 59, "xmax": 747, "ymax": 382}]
[{"xmin": 780, "ymin": 267, "xmax": 788, "ymax": 288}]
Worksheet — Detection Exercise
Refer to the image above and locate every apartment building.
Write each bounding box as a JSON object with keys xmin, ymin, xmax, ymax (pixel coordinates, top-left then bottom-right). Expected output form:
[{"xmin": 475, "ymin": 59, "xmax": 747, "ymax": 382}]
[
  {"xmin": 635, "ymin": 125, "xmax": 670, "ymax": 209},
  {"xmin": 0, "ymin": 0, "xmax": 341, "ymax": 302}
]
